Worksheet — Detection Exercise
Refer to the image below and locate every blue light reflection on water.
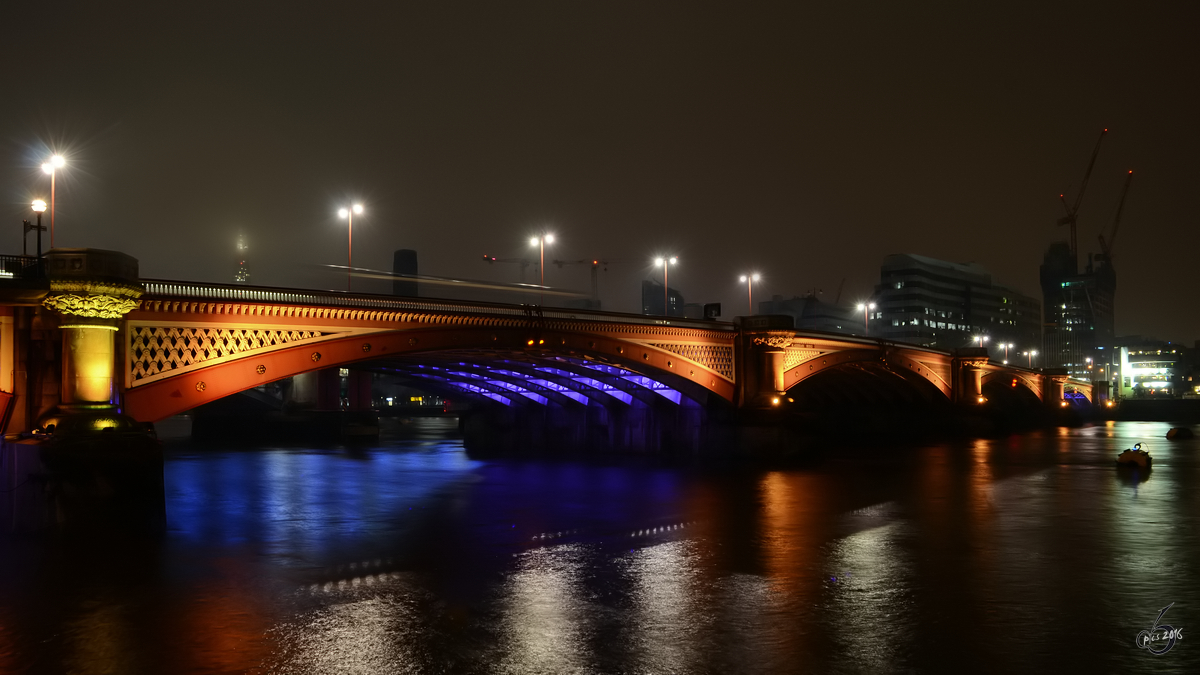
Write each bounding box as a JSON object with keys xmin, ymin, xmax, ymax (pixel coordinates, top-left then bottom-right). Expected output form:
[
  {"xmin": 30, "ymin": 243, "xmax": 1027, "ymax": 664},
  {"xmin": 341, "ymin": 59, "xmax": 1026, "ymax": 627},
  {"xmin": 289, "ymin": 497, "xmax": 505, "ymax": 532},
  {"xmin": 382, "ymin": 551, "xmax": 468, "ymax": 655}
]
[
  {"xmin": 164, "ymin": 438, "xmax": 481, "ymax": 548},
  {"xmin": 4, "ymin": 419, "xmax": 1200, "ymax": 674}
]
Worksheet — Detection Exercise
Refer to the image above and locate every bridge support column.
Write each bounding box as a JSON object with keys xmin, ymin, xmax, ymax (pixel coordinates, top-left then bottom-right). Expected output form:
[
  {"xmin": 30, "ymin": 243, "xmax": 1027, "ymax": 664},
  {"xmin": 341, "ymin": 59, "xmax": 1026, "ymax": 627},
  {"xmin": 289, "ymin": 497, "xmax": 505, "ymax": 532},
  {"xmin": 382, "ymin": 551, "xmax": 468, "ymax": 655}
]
[
  {"xmin": 6, "ymin": 249, "xmax": 163, "ymax": 531},
  {"xmin": 951, "ymin": 350, "xmax": 989, "ymax": 404},
  {"xmin": 737, "ymin": 316, "xmax": 795, "ymax": 408}
]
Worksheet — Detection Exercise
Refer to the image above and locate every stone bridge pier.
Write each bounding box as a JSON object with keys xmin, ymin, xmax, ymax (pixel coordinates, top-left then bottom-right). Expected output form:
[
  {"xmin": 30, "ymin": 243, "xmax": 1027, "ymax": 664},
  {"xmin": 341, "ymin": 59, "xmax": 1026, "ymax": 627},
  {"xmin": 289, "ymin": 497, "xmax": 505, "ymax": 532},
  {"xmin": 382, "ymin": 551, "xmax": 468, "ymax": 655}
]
[{"xmin": 2, "ymin": 249, "xmax": 162, "ymax": 532}]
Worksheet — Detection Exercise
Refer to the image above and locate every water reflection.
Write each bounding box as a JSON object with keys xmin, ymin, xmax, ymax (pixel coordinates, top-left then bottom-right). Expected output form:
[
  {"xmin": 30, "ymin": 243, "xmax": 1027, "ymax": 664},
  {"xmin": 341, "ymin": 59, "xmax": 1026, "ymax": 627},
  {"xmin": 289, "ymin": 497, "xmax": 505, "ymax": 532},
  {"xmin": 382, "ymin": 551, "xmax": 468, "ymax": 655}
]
[
  {"xmin": 493, "ymin": 544, "xmax": 593, "ymax": 674},
  {"xmin": 3, "ymin": 419, "xmax": 1200, "ymax": 672},
  {"xmin": 268, "ymin": 577, "xmax": 426, "ymax": 675},
  {"xmin": 620, "ymin": 540, "xmax": 710, "ymax": 672}
]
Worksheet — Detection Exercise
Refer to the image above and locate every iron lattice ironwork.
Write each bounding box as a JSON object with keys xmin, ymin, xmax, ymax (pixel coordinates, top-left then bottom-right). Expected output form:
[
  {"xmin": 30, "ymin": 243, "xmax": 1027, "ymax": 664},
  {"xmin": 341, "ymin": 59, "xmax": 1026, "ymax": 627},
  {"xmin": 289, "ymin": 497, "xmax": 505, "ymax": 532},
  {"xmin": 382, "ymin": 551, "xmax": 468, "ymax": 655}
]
[
  {"xmin": 646, "ymin": 343, "xmax": 735, "ymax": 380},
  {"xmin": 129, "ymin": 326, "xmax": 324, "ymax": 383},
  {"xmin": 784, "ymin": 348, "xmax": 824, "ymax": 370}
]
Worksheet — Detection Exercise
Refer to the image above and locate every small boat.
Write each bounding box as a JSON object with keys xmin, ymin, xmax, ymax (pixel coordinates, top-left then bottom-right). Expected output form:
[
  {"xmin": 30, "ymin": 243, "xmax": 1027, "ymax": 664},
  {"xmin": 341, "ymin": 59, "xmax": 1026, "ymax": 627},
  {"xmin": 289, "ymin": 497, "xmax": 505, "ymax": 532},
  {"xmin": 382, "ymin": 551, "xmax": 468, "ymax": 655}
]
[
  {"xmin": 1166, "ymin": 427, "xmax": 1195, "ymax": 440},
  {"xmin": 1117, "ymin": 443, "xmax": 1152, "ymax": 469}
]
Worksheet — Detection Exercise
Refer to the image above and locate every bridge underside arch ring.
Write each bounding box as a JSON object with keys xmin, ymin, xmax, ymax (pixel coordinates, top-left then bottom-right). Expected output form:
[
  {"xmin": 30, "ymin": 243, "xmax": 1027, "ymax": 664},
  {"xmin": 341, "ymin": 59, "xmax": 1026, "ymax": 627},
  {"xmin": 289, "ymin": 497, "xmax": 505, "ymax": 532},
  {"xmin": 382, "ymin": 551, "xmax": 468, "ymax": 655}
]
[
  {"xmin": 782, "ymin": 348, "xmax": 952, "ymax": 401},
  {"xmin": 123, "ymin": 326, "xmax": 733, "ymax": 422}
]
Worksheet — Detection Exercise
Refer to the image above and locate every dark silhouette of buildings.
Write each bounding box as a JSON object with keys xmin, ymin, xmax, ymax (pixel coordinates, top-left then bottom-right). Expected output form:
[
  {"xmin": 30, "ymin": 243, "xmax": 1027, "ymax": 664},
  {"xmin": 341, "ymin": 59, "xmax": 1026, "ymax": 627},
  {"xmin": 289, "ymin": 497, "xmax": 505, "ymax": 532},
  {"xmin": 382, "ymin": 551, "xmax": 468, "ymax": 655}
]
[
  {"xmin": 1040, "ymin": 243, "xmax": 1115, "ymax": 379},
  {"xmin": 872, "ymin": 254, "xmax": 1041, "ymax": 356},
  {"xmin": 757, "ymin": 294, "xmax": 856, "ymax": 334},
  {"xmin": 393, "ymin": 249, "xmax": 418, "ymax": 297},
  {"xmin": 641, "ymin": 280, "xmax": 684, "ymax": 317}
]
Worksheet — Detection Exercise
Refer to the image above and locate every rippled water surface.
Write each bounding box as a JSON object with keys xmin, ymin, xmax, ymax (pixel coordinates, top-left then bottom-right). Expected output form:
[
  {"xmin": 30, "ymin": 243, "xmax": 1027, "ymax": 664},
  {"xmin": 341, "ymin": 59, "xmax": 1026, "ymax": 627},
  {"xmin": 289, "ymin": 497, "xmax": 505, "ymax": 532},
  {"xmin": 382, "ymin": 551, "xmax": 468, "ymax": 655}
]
[{"xmin": 3, "ymin": 417, "xmax": 1199, "ymax": 673}]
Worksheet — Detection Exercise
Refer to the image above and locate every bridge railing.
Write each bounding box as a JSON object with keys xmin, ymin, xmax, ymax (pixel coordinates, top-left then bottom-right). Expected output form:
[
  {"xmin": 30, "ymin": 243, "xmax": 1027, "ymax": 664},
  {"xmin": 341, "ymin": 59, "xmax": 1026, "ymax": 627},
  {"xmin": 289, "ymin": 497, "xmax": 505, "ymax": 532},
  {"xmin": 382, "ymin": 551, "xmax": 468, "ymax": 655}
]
[
  {"xmin": 139, "ymin": 279, "xmax": 738, "ymax": 332},
  {"xmin": 0, "ymin": 255, "xmax": 44, "ymax": 280}
]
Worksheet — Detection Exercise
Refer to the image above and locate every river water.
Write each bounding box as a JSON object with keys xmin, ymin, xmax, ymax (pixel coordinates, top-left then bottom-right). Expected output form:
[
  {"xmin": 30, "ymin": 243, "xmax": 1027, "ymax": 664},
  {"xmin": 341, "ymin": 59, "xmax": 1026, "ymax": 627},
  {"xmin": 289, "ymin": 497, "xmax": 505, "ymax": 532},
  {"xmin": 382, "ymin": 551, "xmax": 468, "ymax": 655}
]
[{"xmin": 2, "ymin": 417, "xmax": 1198, "ymax": 673}]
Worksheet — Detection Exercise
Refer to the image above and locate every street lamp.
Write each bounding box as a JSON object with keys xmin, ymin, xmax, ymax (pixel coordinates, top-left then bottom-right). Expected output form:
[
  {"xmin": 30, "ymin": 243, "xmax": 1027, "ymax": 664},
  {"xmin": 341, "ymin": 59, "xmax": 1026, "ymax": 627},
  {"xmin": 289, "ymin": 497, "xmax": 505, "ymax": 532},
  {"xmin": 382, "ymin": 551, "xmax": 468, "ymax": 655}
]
[
  {"xmin": 41, "ymin": 154, "xmax": 65, "ymax": 248},
  {"xmin": 337, "ymin": 203, "xmax": 364, "ymax": 291},
  {"xmin": 855, "ymin": 302, "xmax": 876, "ymax": 336},
  {"xmin": 530, "ymin": 233, "xmax": 555, "ymax": 304},
  {"xmin": 739, "ymin": 273, "xmax": 760, "ymax": 315},
  {"xmin": 1023, "ymin": 349, "xmax": 1038, "ymax": 368},
  {"xmin": 1000, "ymin": 342, "xmax": 1013, "ymax": 363},
  {"xmin": 973, "ymin": 335, "xmax": 989, "ymax": 348},
  {"xmin": 30, "ymin": 200, "xmax": 47, "ymax": 261},
  {"xmin": 654, "ymin": 256, "xmax": 678, "ymax": 316}
]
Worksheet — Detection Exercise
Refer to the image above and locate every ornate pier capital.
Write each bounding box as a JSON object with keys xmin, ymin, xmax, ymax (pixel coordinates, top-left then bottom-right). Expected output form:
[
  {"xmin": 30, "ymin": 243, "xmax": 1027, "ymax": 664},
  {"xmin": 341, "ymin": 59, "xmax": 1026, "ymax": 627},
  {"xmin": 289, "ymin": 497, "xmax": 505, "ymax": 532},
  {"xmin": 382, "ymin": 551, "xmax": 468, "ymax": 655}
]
[{"xmin": 40, "ymin": 249, "xmax": 144, "ymax": 323}]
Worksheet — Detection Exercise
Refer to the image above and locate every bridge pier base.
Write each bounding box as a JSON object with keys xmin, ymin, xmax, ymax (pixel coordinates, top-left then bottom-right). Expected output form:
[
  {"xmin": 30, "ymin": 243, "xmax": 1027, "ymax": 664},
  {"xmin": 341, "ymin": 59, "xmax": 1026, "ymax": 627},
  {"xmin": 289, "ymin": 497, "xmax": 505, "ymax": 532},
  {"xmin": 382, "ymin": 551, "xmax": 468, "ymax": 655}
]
[{"xmin": 1, "ymin": 249, "xmax": 164, "ymax": 532}]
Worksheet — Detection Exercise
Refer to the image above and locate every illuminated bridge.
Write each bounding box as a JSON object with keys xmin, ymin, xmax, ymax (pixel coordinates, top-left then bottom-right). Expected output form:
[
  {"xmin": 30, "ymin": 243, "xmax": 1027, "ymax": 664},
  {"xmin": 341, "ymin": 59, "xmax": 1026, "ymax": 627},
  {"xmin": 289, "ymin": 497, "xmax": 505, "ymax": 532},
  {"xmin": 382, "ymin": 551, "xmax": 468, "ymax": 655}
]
[{"xmin": 2, "ymin": 249, "xmax": 1093, "ymax": 454}]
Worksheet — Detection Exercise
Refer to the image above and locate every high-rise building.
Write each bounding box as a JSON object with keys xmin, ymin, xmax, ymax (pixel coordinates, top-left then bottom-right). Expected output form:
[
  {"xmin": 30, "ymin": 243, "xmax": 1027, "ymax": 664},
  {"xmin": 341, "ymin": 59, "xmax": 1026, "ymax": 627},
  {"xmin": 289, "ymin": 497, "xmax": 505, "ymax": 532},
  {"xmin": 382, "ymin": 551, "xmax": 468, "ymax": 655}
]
[
  {"xmin": 872, "ymin": 254, "xmax": 1041, "ymax": 356},
  {"xmin": 234, "ymin": 234, "xmax": 250, "ymax": 284},
  {"xmin": 1039, "ymin": 243, "xmax": 1116, "ymax": 379},
  {"xmin": 641, "ymin": 280, "xmax": 684, "ymax": 317}
]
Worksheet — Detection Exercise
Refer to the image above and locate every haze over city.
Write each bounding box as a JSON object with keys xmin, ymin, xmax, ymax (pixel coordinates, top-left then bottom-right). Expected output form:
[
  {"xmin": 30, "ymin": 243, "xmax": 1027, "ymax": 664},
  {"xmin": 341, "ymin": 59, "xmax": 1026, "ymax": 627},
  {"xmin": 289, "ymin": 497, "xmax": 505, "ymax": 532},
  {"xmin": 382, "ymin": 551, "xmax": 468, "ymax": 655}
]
[{"xmin": 2, "ymin": 1, "xmax": 1197, "ymax": 341}]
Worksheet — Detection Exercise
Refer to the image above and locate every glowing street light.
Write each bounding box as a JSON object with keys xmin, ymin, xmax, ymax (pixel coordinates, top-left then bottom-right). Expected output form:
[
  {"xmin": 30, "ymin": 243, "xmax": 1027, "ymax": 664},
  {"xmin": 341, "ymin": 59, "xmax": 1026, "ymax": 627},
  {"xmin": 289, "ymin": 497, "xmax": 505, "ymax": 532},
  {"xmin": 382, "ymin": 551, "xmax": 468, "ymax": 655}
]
[
  {"xmin": 530, "ymin": 233, "xmax": 555, "ymax": 304},
  {"xmin": 999, "ymin": 342, "xmax": 1013, "ymax": 363},
  {"xmin": 973, "ymin": 335, "xmax": 990, "ymax": 347},
  {"xmin": 1023, "ymin": 349, "xmax": 1038, "ymax": 368},
  {"xmin": 41, "ymin": 154, "xmax": 65, "ymax": 248},
  {"xmin": 29, "ymin": 200, "xmax": 47, "ymax": 260},
  {"xmin": 739, "ymin": 273, "xmax": 761, "ymax": 315},
  {"xmin": 855, "ymin": 302, "xmax": 876, "ymax": 336},
  {"xmin": 654, "ymin": 255, "xmax": 678, "ymax": 316},
  {"xmin": 337, "ymin": 203, "xmax": 364, "ymax": 291}
]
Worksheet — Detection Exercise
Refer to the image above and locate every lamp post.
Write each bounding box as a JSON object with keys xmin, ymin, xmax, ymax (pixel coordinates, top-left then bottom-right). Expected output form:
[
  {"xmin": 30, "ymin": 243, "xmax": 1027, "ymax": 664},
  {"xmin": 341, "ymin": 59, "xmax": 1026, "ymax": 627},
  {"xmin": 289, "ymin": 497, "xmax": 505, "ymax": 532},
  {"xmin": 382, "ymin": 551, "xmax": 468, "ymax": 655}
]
[
  {"xmin": 1024, "ymin": 349, "xmax": 1038, "ymax": 368},
  {"xmin": 530, "ymin": 233, "xmax": 555, "ymax": 304},
  {"xmin": 1000, "ymin": 342, "xmax": 1013, "ymax": 363},
  {"xmin": 337, "ymin": 204, "xmax": 364, "ymax": 291},
  {"xmin": 41, "ymin": 155, "xmax": 65, "ymax": 248},
  {"xmin": 654, "ymin": 256, "xmax": 678, "ymax": 316},
  {"xmin": 31, "ymin": 200, "xmax": 47, "ymax": 263},
  {"xmin": 739, "ymin": 273, "xmax": 760, "ymax": 315},
  {"xmin": 973, "ymin": 335, "xmax": 989, "ymax": 348},
  {"xmin": 855, "ymin": 302, "xmax": 876, "ymax": 336}
]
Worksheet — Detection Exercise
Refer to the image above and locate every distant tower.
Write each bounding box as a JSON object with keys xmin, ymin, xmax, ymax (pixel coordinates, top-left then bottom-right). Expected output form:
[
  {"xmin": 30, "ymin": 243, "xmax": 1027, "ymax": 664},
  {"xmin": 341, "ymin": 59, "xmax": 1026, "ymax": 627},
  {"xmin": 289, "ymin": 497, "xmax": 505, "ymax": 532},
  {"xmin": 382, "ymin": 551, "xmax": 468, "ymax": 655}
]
[
  {"xmin": 393, "ymin": 249, "xmax": 418, "ymax": 296},
  {"xmin": 235, "ymin": 234, "xmax": 251, "ymax": 284}
]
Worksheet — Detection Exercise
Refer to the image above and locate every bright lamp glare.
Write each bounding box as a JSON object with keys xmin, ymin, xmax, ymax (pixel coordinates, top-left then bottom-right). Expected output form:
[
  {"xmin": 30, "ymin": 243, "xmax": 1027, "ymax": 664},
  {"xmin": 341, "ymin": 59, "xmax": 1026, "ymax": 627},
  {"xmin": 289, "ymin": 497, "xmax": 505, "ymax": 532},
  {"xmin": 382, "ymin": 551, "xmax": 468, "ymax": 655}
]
[
  {"xmin": 654, "ymin": 257, "xmax": 664, "ymax": 266},
  {"xmin": 52, "ymin": 155, "xmax": 65, "ymax": 168},
  {"xmin": 530, "ymin": 237, "xmax": 540, "ymax": 247},
  {"xmin": 338, "ymin": 208, "xmax": 349, "ymax": 218},
  {"xmin": 669, "ymin": 256, "xmax": 677, "ymax": 265},
  {"xmin": 544, "ymin": 234, "xmax": 554, "ymax": 244},
  {"xmin": 752, "ymin": 273, "xmax": 760, "ymax": 282},
  {"xmin": 739, "ymin": 275, "xmax": 747, "ymax": 282},
  {"xmin": 31, "ymin": 200, "xmax": 47, "ymax": 212},
  {"xmin": 41, "ymin": 163, "xmax": 53, "ymax": 174},
  {"xmin": 353, "ymin": 204, "xmax": 363, "ymax": 214}
]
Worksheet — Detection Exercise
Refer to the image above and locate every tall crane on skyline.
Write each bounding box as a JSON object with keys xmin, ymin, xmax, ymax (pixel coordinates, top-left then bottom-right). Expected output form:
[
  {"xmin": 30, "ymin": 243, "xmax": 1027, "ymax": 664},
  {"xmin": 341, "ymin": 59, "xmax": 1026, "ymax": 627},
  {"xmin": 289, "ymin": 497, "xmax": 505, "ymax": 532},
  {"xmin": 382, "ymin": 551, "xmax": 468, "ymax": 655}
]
[
  {"xmin": 1058, "ymin": 128, "xmax": 1108, "ymax": 267},
  {"xmin": 1097, "ymin": 170, "xmax": 1133, "ymax": 269},
  {"xmin": 551, "ymin": 259, "xmax": 629, "ymax": 305},
  {"xmin": 482, "ymin": 255, "xmax": 536, "ymax": 283}
]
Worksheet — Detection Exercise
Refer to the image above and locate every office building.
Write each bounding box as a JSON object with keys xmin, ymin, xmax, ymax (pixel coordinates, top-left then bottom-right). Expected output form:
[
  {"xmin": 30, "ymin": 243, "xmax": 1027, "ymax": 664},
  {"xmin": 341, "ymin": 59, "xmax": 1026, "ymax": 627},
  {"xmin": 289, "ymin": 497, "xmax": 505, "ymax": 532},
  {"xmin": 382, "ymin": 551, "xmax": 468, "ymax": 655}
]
[
  {"xmin": 871, "ymin": 254, "xmax": 1041, "ymax": 357},
  {"xmin": 1039, "ymin": 243, "xmax": 1116, "ymax": 379}
]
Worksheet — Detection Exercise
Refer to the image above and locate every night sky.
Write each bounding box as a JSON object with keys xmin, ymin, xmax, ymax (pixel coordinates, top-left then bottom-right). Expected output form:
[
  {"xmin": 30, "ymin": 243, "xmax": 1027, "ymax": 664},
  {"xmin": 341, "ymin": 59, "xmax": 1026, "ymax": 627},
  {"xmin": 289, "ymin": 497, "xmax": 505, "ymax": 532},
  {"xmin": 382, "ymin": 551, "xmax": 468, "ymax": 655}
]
[{"xmin": 2, "ymin": 2, "xmax": 1197, "ymax": 342}]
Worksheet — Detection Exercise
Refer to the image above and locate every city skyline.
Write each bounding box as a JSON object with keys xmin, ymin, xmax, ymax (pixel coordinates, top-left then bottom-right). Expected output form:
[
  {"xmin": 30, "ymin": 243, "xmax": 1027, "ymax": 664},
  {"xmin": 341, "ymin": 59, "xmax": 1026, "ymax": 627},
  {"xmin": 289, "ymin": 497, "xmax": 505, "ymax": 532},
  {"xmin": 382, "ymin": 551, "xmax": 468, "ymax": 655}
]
[{"xmin": 2, "ymin": 2, "xmax": 1197, "ymax": 341}]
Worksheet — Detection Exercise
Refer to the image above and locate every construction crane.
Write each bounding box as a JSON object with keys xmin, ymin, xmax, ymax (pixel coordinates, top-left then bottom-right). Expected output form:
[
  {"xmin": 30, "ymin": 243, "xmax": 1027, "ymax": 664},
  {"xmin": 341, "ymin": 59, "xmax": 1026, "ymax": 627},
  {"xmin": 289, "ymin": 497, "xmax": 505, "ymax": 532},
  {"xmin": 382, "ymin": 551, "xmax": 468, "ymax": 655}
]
[
  {"xmin": 1058, "ymin": 128, "xmax": 1108, "ymax": 265},
  {"xmin": 482, "ymin": 254, "xmax": 536, "ymax": 283},
  {"xmin": 552, "ymin": 259, "xmax": 623, "ymax": 305},
  {"xmin": 1097, "ymin": 170, "xmax": 1133, "ymax": 268}
]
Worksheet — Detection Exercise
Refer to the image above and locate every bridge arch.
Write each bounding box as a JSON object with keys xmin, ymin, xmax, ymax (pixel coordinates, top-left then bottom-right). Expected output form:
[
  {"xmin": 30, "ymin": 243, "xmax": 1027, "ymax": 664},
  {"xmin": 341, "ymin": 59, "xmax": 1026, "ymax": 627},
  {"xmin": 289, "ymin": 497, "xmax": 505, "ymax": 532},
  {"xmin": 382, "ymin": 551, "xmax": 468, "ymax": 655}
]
[
  {"xmin": 123, "ymin": 325, "xmax": 735, "ymax": 422},
  {"xmin": 781, "ymin": 347, "xmax": 953, "ymax": 403}
]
